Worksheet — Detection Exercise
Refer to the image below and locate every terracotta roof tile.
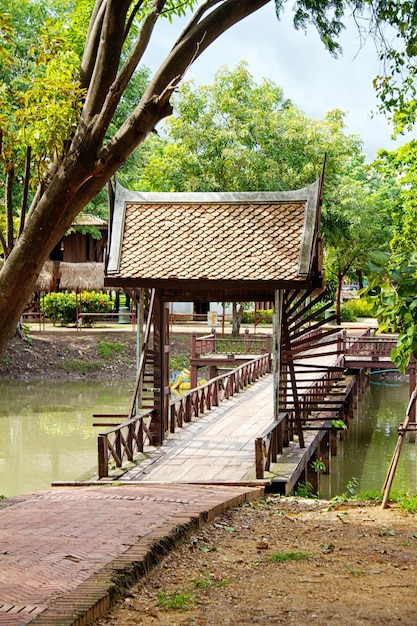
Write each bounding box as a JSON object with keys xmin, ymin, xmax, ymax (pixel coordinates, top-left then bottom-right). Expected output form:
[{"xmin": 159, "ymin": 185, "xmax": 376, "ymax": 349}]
[
  {"xmin": 115, "ymin": 201, "xmax": 304, "ymax": 282},
  {"xmin": 106, "ymin": 182, "xmax": 322, "ymax": 288}
]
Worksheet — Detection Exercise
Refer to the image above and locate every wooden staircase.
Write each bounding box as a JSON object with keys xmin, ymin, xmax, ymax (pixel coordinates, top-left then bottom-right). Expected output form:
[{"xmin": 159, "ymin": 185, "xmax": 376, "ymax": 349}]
[{"xmin": 279, "ymin": 289, "xmax": 345, "ymax": 447}]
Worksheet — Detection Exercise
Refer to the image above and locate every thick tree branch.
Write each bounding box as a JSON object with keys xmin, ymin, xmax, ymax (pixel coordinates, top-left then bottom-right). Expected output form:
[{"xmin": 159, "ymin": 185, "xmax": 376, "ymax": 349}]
[
  {"xmin": 18, "ymin": 146, "xmax": 31, "ymax": 237},
  {"xmin": 79, "ymin": 0, "xmax": 107, "ymax": 88},
  {"xmin": 81, "ymin": 0, "xmax": 132, "ymax": 121},
  {"xmin": 88, "ymin": 0, "xmax": 168, "ymax": 143},
  {"xmin": 98, "ymin": 0, "xmax": 271, "ymax": 168}
]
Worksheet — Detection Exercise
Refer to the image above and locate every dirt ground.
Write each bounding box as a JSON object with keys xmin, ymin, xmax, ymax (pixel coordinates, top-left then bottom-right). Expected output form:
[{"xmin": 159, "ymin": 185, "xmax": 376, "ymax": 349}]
[
  {"xmin": 3, "ymin": 332, "xmax": 417, "ymax": 625},
  {"xmin": 95, "ymin": 496, "xmax": 417, "ymax": 626}
]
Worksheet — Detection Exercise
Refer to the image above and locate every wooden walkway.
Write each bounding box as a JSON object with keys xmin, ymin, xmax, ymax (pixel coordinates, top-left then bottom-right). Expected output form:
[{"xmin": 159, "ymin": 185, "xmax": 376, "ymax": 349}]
[
  {"xmin": 114, "ymin": 374, "xmax": 274, "ymax": 484},
  {"xmin": 94, "ymin": 346, "xmax": 348, "ymax": 490}
]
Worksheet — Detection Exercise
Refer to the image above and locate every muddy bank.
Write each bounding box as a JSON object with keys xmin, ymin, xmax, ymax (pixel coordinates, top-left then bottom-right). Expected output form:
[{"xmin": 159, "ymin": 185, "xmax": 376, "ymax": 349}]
[{"xmin": 0, "ymin": 331, "xmax": 191, "ymax": 380}]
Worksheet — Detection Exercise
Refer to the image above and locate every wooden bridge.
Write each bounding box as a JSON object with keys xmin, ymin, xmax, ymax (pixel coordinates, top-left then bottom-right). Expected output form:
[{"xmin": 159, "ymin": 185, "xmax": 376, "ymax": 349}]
[
  {"xmin": 81, "ymin": 325, "xmax": 411, "ymax": 496},
  {"xmin": 89, "ymin": 326, "xmax": 379, "ymax": 494}
]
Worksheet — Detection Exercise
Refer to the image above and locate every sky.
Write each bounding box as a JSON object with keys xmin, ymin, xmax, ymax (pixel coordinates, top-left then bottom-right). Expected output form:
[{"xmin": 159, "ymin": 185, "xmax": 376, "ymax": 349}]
[{"xmin": 143, "ymin": 2, "xmax": 414, "ymax": 163}]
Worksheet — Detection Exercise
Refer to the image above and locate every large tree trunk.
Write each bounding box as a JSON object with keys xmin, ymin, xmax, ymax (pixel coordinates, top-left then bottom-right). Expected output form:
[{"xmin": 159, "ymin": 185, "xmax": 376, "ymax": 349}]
[{"xmin": 0, "ymin": 0, "xmax": 271, "ymax": 358}]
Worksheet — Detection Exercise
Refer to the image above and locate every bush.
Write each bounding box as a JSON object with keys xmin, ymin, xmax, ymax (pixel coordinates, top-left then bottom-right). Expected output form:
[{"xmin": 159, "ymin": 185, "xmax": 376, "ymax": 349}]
[
  {"xmin": 41, "ymin": 291, "xmax": 113, "ymax": 326},
  {"xmin": 79, "ymin": 291, "xmax": 113, "ymax": 326},
  {"xmin": 344, "ymin": 297, "xmax": 376, "ymax": 318},
  {"xmin": 241, "ymin": 309, "xmax": 273, "ymax": 324},
  {"xmin": 340, "ymin": 304, "xmax": 357, "ymax": 322},
  {"xmin": 41, "ymin": 292, "xmax": 77, "ymax": 325}
]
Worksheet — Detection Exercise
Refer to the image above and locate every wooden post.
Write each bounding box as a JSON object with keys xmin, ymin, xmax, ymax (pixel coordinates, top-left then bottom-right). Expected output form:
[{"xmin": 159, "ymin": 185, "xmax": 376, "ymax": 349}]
[
  {"xmin": 98, "ymin": 435, "xmax": 109, "ymax": 478},
  {"xmin": 150, "ymin": 291, "xmax": 170, "ymax": 446},
  {"xmin": 273, "ymin": 290, "xmax": 283, "ymax": 422},
  {"xmin": 320, "ymin": 432, "xmax": 330, "ymax": 474},
  {"xmin": 330, "ymin": 430, "xmax": 338, "ymax": 457}
]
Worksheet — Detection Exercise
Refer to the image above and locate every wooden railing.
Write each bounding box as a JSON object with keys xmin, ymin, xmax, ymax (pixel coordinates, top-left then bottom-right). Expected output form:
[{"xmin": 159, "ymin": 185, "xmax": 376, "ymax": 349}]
[
  {"xmin": 255, "ymin": 412, "xmax": 288, "ymax": 479},
  {"xmin": 97, "ymin": 353, "xmax": 271, "ymax": 478},
  {"xmin": 170, "ymin": 353, "xmax": 271, "ymax": 432},
  {"xmin": 96, "ymin": 410, "xmax": 153, "ymax": 478},
  {"xmin": 192, "ymin": 329, "xmax": 272, "ymax": 358},
  {"xmin": 345, "ymin": 334, "xmax": 397, "ymax": 358}
]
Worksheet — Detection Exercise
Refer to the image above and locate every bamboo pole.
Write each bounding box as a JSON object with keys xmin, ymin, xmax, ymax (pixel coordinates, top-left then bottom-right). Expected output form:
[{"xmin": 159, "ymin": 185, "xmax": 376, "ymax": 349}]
[{"xmin": 381, "ymin": 386, "xmax": 417, "ymax": 509}]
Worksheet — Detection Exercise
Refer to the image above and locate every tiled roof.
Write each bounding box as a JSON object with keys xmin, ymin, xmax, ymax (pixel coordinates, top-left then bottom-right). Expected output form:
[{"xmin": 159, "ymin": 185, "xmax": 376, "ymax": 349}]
[{"xmin": 107, "ymin": 182, "xmax": 321, "ymax": 286}]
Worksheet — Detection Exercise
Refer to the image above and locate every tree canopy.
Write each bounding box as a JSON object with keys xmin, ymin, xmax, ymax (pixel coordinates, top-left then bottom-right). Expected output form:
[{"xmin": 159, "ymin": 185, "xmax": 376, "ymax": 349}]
[{"xmin": 0, "ymin": 0, "xmax": 417, "ymax": 358}]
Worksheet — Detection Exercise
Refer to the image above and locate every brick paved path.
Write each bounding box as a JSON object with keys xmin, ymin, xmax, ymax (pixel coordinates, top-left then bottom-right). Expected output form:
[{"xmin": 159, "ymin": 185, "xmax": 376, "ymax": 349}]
[{"xmin": 0, "ymin": 483, "xmax": 263, "ymax": 626}]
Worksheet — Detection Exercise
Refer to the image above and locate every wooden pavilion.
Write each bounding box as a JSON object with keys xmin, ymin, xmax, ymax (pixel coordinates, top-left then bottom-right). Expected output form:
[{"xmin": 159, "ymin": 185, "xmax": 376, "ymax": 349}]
[{"xmin": 105, "ymin": 170, "xmax": 330, "ymax": 446}]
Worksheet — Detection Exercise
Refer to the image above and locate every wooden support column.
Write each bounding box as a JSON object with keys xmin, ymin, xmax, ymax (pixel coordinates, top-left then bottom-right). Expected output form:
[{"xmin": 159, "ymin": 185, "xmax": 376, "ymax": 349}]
[
  {"xmin": 273, "ymin": 289, "xmax": 283, "ymax": 422},
  {"xmin": 151, "ymin": 291, "xmax": 170, "ymax": 446}
]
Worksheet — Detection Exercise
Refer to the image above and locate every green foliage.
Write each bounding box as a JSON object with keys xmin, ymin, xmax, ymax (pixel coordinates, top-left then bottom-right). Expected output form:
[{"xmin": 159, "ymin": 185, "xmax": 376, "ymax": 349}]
[
  {"xmin": 41, "ymin": 291, "xmax": 113, "ymax": 326},
  {"xmin": 137, "ymin": 63, "xmax": 365, "ymax": 199},
  {"xmin": 365, "ymin": 251, "xmax": 417, "ymax": 372},
  {"xmin": 241, "ymin": 309, "xmax": 273, "ymax": 324},
  {"xmin": 79, "ymin": 291, "xmax": 113, "ymax": 326},
  {"xmin": 311, "ymin": 459, "xmax": 326, "ymax": 473},
  {"xmin": 41, "ymin": 291, "xmax": 77, "ymax": 325},
  {"xmin": 339, "ymin": 303, "xmax": 357, "ymax": 322},
  {"xmin": 97, "ymin": 342, "xmax": 124, "ymax": 359},
  {"xmin": 170, "ymin": 354, "xmax": 190, "ymax": 371},
  {"xmin": 295, "ymin": 481, "xmax": 317, "ymax": 499},
  {"xmin": 64, "ymin": 359, "xmax": 101, "ymax": 373},
  {"xmin": 330, "ymin": 419, "xmax": 347, "ymax": 430},
  {"xmin": 344, "ymin": 297, "xmax": 375, "ymax": 318},
  {"xmin": 157, "ymin": 590, "xmax": 195, "ymax": 611},
  {"xmin": 269, "ymin": 551, "xmax": 309, "ymax": 563},
  {"xmin": 388, "ymin": 491, "xmax": 417, "ymax": 513},
  {"xmin": 332, "ymin": 477, "xmax": 362, "ymax": 502}
]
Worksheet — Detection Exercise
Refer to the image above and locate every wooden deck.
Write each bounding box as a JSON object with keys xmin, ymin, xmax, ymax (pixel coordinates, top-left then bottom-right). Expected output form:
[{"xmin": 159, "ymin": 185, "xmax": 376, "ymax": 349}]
[
  {"xmin": 95, "ymin": 346, "xmax": 356, "ymax": 492},
  {"xmin": 114, "ymin": 374, "xmax": 275, "ymax": 484}
]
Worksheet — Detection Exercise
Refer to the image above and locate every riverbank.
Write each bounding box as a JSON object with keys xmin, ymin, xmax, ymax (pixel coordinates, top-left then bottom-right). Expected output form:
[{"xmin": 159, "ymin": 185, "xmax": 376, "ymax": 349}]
[{"xmin": 0, "ymin": 330, "xmax": 191, "ymax": 380}]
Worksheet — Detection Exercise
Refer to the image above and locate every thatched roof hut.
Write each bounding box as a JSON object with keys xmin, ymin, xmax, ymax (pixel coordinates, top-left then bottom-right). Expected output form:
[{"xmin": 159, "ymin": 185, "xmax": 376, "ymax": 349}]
[
  {"xmin": 58, "ymin": 262, "xmax": 105, "ymax": 291},
  {"xmin": 34, "ymin": 260, "xmax": 55, "ymax": 292}
]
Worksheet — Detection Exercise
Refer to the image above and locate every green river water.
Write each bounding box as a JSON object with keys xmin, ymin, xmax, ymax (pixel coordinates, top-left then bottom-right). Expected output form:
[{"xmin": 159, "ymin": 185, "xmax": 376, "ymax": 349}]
[
  {"xmin": 0, "ymin": 377, "xmax": 414, "ymax": 499},
  {"xmin": 0, "ymin": 379, "xmax": 132, "ymax": 497}
]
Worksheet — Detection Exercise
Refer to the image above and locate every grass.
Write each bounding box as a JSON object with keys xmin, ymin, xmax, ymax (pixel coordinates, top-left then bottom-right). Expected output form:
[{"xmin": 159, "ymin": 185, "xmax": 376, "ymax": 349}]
[
  {"xmin": 170, "ymin": 353, "xmax": 190, "ymax": 371},
  {"xmin": 64, "ymin": 360, "xmax": 101, "ymax": 373},
  {"xmin": 157, "ymin": 590, "xmax": 195, "ymax": 611},
  {"xmin": 343, "ymin": 562, "xmax": 365, "ymax": 577},
  {"xmin": 269, "ymin": 551, "xmax": 310, "ymax": 563},
  {"xmin": 97, "ymin": 341, "xmax": 124, "ymax": 359},
  {"xmin": 156, "ymin": 575, "xmax": 232, "ymax": 611}
]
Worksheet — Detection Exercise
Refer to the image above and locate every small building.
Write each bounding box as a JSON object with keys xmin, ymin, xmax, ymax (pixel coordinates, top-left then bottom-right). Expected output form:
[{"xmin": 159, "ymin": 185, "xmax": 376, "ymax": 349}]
[{"xmin": 105, "ymin": 174, "xmax": 325, "ymax": 445}]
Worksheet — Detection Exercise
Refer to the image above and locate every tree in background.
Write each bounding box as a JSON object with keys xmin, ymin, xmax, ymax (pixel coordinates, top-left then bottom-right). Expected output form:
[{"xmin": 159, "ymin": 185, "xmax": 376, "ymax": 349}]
[
  {"xmin": 365, "ymin": 140, "xmax": 417, "ymax": 371},
  {"xmin": 324, "ymin": 159, "xmax": 397, "ymax": 322},
  {"xmin": 0, "ymin": 0, "xmax": 417, "ymax": 357}
]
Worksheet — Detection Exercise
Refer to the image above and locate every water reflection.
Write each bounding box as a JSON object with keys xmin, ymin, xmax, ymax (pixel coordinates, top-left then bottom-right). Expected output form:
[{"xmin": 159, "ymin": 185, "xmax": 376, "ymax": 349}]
[
  {"xmin": 0, "ymin": 379, "xmax": 132, "ymax": 497},
  {"xmin": 320, "ymin": 378, "xmax": 414, "ymax": 498}
]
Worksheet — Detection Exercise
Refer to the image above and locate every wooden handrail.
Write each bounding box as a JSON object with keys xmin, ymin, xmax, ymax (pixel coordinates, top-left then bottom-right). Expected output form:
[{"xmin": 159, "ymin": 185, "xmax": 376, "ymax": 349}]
[
  {"xmin": 170, "ymin": 353, "xmax": 271, "ymax": 432},
  {"xmin": 192, "ymin": 331, "xmax": 272, "ymax": 358},
  {"xmin": 97, "ymin": 409, "xmax": 154, "ymax": 478},
  {"xmin": 129, "ymin": 288, "xmax": 155, "ymax": 418}
]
